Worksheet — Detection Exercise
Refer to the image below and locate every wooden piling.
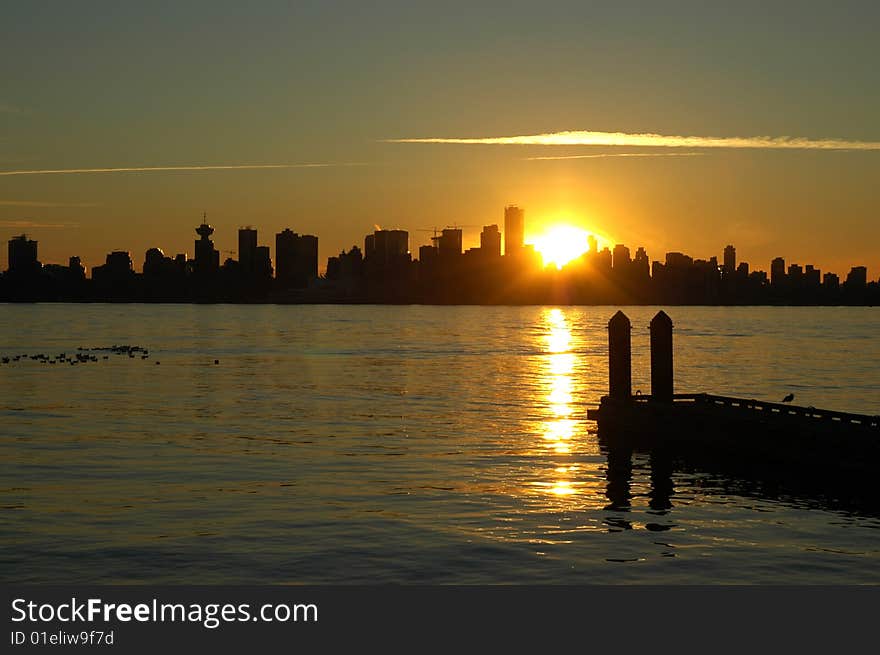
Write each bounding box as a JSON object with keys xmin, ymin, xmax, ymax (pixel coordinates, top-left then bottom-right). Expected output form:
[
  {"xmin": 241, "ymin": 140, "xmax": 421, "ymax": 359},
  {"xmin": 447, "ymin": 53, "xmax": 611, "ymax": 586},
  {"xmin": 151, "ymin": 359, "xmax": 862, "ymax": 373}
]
[
  {"xmin": 608, "ymin": 310, "xmax": 632, "ymax": 399},
  {"xmin": 650, "ymin": 310, "xmax": 674, "ymax": 402}
]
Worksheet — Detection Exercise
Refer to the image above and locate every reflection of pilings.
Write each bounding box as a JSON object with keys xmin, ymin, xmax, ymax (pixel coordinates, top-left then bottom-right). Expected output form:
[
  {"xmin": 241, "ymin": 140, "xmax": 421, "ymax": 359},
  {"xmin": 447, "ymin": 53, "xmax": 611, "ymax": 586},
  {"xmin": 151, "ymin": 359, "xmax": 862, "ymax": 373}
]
[
  {"xmin": 608, "ymin": 311, "xmax": 631, "ymax": 399},
  {"xmin": 648, "ymin": 449, "xmax": 674, "ymax": 512},
  {"xmin": 604, "ymin": 445, "xmax": 632, "ymax": 511},
  {"xmin": 650, "ymin": 310, "xmax": 674, "ymax": 402}
]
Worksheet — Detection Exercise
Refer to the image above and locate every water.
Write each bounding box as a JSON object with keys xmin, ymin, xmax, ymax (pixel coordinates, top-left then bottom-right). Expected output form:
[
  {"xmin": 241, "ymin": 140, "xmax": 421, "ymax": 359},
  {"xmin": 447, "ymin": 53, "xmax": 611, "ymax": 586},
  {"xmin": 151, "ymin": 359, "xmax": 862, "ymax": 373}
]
[{"xmin": 1, "ymin": 304, "xmax": 879, "ymax": 584}]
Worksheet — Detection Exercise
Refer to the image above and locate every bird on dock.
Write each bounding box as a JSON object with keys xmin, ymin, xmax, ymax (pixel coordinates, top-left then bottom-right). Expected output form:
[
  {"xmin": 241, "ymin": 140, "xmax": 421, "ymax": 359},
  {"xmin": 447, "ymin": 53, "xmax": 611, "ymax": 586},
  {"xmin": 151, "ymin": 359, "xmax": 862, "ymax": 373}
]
[{"xmin": 781, "ymin": 393, "xmax": 795, "ymax": 403}]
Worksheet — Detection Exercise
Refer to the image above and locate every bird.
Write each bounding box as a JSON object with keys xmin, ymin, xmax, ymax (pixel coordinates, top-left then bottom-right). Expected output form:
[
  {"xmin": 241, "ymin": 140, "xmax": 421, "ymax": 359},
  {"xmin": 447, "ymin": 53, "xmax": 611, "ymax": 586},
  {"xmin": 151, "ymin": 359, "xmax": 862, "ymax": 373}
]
[{"xmin": 781, "ymin": 393, "xmax": 795, "ymax": 403}]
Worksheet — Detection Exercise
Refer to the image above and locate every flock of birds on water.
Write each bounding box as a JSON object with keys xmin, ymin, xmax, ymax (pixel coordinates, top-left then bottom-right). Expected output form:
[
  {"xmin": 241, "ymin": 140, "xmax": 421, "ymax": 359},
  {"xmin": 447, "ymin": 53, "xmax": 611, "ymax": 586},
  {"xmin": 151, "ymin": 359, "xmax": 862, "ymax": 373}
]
[
  {"xmin": 0, "ymin": 345, "xmax": 158, "ymax": 366},
  {"xmin": 0, "ymin": 345, "xmax": 220, "ymax": 367}
]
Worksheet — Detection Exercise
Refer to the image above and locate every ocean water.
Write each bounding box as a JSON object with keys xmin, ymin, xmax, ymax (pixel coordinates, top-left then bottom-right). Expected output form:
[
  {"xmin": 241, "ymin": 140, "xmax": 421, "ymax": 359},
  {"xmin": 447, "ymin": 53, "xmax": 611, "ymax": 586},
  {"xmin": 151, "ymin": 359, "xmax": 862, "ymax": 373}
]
[{"xmin": 1, "ymin": 304, "xmax": 878, "ymax": 584}]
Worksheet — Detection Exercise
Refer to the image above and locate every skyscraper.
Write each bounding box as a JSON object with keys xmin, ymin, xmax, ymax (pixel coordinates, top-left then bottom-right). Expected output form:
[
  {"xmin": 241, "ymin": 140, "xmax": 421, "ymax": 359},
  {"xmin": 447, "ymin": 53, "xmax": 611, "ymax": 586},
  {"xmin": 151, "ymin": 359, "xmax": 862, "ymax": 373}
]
[
  {"xmin": 7, "ymin": 234, "xmax": 40, "ymax": 274},
  {"xmin": 504, "ymin": 206, "xmax": 524, "ymax": 256},
  {"xmin": 238, "ymin": 227, "xmax": 258, "ymax": 275},
  {"xmin": 194, "ymin": 221, "xmax": 220, "ymax": 274},
  {"xmin": 770, "ymin": 257, "xmax": 786, "ymax": 286},
  {"xmin": 846, "ymin": 266, "xmax": 867, "ymax": 288},
  {"xmin": 276, "ymin": 229, "xmax": 318, "ymax": 288},
  {"xmin": 723, "ymin": 245, "xmax": 736, "ymax": 274},
  {"xmin": 480, "ymin": 224, "xmax": 501, "ymax": 258},
  {"xmin": 367, "ymin": 229, "xmax": 409, "ymax": 266},
  {"xmin": 612, "ymin": 244, "xmax": 631, "ymax": 271},
  {"xmin": 437, "ymin": 228, "xmax": 462, "ymax": 258}
]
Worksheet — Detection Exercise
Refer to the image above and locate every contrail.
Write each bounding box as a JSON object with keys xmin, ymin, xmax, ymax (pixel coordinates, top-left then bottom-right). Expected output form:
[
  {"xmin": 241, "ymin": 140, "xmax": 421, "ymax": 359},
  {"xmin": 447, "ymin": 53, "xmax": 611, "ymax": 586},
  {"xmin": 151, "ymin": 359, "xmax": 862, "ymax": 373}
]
[
  {"xmin": 0, "ymin": 163, "xmax": 364, "ymax": 176},
  {"xmin": 386, "ymin": 130, "xmax": 880, "ymax": 150},
  {"xmin": 0, "ymin": 220, "xmax": 78, "ymax": 228},
  {"xmin": 525, "ymin": 152, "xmax": 704, "ymax": 161},
  {"xmin": 0, "ymin": 200, "xmax": 99, "ymax": 207}
]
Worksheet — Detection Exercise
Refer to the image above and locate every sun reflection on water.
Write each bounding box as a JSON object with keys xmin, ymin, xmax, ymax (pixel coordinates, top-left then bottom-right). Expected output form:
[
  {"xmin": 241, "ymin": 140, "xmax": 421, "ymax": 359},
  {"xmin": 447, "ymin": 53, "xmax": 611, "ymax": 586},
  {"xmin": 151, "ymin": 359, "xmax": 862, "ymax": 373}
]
[{"xmin": 537, "ymin": 309, "xmax": 585, "ymax": 498}]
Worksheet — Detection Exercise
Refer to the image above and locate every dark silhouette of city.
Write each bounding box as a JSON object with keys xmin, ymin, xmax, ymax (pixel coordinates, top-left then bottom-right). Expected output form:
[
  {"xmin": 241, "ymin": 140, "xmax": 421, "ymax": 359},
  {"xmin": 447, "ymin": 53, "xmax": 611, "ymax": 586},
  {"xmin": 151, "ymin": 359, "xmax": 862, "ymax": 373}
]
[{"xmin": 2, "ymin": 206, "xmax": 877, "ymax": 305}]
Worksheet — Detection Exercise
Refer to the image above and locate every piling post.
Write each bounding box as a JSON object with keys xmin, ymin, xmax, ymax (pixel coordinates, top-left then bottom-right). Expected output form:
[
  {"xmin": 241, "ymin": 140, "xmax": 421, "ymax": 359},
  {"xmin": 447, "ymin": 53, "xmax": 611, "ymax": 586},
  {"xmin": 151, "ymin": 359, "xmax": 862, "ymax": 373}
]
[
  {"xmin": 650, "ymin": 310, "xmax": 673, "ymax": 402},
  {"xmin": 608, "ymin": 310, "xmax": 632, "ymax": 400}
]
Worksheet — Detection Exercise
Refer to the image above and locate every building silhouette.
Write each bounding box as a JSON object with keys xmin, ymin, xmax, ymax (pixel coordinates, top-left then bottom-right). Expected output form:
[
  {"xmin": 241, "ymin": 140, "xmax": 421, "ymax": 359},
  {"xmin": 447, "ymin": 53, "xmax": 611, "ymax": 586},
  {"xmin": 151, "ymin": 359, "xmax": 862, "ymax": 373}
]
[
  {"xmin": 480, "ymin": 224, "xmax": 501, "ymax": 258},
  {"xmin": 194, "ymin": 221, "xmax": 220, "ymax": 275},
  {"xmin": 1, "ymin": 205, "xmax": 877, "ymax": 306},
  {"xmin": 504, "ymin": 206, "xmax": 524, "ymax": 256},
  {"xmin": 771, "ymin": 257, "xmax": 786, "ymax": 287},
  {"xmin": 7, "ymin": 234, "xmax": 40, "ymax": 275},
  {"xmin": 276, "ymin": 229, "xmax": 318, "ymax": 289},
  {"xmin": 436, "ymin": 228, "xmax": 462, "ymax": 259},
  {"xmin": 723, "ymin": 245, "xmax": 736, "ymax": 274},
  {"xmin": 238, "ymin": 227, "xmax": 258, "ymax": 276}
]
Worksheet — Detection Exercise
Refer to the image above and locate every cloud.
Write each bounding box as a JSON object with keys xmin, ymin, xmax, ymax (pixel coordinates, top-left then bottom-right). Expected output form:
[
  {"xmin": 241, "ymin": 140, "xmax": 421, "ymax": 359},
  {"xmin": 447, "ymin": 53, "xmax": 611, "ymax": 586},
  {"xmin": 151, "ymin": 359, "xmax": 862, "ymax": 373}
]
[
  {"xmin": 525, "ymin": 152, "xmax": 705, "ymax": 161},
  {"xmin": 386, "ymin": 130, "xmax": 880, "ymax": 150},
  {"xmin": 0, "ymin": 200, "xmax": 99, "ymax": 207},
  {"xmin": 0, "ymin": 220, "xmax": 79, "ymax": 229},
  {"xmin": 0, "ymin": 162, "xmax": 366, "ymax": 176}
]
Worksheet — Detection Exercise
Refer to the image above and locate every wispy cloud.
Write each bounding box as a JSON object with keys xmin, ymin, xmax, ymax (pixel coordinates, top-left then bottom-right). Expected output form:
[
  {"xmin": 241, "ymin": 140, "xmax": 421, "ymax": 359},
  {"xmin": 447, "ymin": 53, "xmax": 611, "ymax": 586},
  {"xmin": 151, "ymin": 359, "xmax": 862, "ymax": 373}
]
[
  {"xmin": 0, "ymin": 162, "xmax": 365, "ymax": 177},
  {"xmin": 387, "ymin": 130, "xmax": 880, "ymax": 150},
  {"xmin": 0, "ymin": 200, "xmax": 99, "ymax": 207},
  {"xmin": 525, "ymin": 152, "xmax": 705, "ymax": 161},
  {"xmin": 0, "ymin": 220, "xmax": 79, "ymax": 229}
]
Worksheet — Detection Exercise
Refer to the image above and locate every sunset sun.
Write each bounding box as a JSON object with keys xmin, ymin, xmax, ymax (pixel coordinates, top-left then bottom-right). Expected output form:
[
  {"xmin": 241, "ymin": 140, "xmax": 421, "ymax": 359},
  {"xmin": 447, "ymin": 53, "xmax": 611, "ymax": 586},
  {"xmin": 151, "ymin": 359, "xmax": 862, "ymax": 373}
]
[{"xmin": 532, "ymin": 225, "xmax": 592, "ymax": 269}]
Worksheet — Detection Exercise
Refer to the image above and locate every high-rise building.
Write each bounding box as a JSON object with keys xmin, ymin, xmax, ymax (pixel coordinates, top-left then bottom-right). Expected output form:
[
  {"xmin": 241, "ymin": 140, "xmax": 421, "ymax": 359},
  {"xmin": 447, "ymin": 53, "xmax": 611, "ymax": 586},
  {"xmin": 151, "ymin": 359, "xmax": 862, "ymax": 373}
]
[
  {"xmin": 480, "ymin": 224, "xmax": 501, "ymax": 258},
  {"xmin": 665, "ymin": 252, "xmax": 693, "ymax": 268},
  {"xmin": 255, "ymin": 245, "xmax": 272, "ymax": 278},
  {"xmin": 194, "ymin": 221, "xmax": 220, "ymax": 274},
  {"xmin": 143, "ymin": 247, "xmax": 172, "ymax": 276},
  {"xmin": 612, "ymin": 244, "xmax": 631, "ymax": 271},
  {"xmin": 846, "ymin": 266, "xmax": 867, "ymax": 288},
  {"xmin": 238, "ymin": 227, "xmax": 258, "ymax": 275},
  {"xmin": 69, "ymin": 256, "xmax": 86, "ymax": 280},
  {"xmin": 633, "ymin": 247, "xmax": 650, "ymax": 278},
  {"xmin": 823, "ymin": 272, "xmax": 840, "ymax": 290},
  {"xmin": 92, "ymin": 251, "xmax": 134, "ymax": 285},
  {"xmin": 366, "ymin": 229, "xmax": 408, "ymax": 266},
  {"xmin": 504, "ymin": 206, "xmax": 524, "ymax": 256},
  {"xmin": 723, "ymin": 245, "xmax": 736, "ymax": 274},
  {"xmin": 7, "ymin": 234, "xmax": 40, "ymax": 274},
  {"xmin": 276, "ymin": 229, "xmax": 318, "ymax": 288},
  {"xmin": 588, "ymin": 235, "xmax": 598, "ymax": 255},
  {"xmin": 436, "ymin": 228, "xmax": 462, "ymax": 258},
  {"xmin": 770, "ymin": 257, "xmax": 786, "ymax": 286}
]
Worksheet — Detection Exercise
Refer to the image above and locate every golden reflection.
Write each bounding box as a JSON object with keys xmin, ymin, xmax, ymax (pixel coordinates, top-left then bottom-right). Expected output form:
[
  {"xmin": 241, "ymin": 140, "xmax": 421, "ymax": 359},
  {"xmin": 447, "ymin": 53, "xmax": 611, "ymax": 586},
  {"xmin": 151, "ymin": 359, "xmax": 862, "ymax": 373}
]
[{"xmin": 539, "ymin": 308, "xmax": 584, "ymax": 497}]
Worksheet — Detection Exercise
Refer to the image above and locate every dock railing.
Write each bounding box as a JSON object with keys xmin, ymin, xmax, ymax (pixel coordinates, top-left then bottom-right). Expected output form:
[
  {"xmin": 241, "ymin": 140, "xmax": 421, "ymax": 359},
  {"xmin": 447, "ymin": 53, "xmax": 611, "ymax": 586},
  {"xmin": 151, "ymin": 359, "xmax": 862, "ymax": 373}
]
[{"xmin": 629, "ymin": 392, "xmax": 880, "ymax": 430}]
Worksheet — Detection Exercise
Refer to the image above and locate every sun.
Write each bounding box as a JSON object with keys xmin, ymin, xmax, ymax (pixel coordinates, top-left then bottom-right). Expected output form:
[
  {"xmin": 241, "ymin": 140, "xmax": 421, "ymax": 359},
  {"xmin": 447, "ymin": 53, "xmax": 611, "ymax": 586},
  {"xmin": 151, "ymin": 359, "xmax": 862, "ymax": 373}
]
[{"xmin": 532, "ymin": 225, "xmax": 591, "ymax": 269}]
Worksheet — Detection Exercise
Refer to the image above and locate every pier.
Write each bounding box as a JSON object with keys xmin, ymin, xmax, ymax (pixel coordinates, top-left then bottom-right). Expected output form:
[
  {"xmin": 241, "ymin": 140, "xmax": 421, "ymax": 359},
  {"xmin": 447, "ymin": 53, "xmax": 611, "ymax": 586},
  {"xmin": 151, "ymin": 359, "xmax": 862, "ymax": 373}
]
[{"xmin": 588, "ymin": 311, "xmax": 880, "ymax": 498}]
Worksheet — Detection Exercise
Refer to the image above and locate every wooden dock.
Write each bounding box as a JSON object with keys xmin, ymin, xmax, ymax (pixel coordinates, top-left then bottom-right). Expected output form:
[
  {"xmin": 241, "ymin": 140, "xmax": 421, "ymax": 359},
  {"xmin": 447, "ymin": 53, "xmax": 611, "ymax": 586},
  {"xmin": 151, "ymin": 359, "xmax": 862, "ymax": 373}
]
[{"xmin": 587, "ymin": 311, "xmax": 880, "ymax": 478}]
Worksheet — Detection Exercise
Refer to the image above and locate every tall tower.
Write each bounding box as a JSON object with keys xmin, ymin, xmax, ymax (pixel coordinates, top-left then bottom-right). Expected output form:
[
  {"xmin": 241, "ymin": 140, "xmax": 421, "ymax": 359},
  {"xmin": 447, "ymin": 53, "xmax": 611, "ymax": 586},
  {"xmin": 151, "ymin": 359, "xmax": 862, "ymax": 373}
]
[
  {"xmin": 504, "ymin": 205, "xmax": 524, "ymax": 256},
  {"xmin": 7, "ymin": 234, "xmax": 40, "ymax": 274},
  {"xmin": 437, "ymin": 228, "xmax": 462, "ymax": 258},
  {"xmin": 480, "ymin": 224, "xmax": 501, "ymax": 258},
  {"xmin": 770, "ymin": 257, "xmax": 786, "ymax": 286},
  {"xmin": 238, "ymin": 227, "xmax": 258, "ymax": 275},
  {"xmin": 723, "ymin": 245, "xmax": 736, "ymax": 274},
  {"xmin": 194, "ymin": 217, "xmax": 219, "ymax": 274}
]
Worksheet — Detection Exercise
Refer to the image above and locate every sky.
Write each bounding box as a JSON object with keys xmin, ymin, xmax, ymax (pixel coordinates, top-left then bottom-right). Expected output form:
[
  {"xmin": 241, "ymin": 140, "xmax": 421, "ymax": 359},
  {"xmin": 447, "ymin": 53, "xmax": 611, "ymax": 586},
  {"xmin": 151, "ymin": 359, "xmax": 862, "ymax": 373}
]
[{"xmin": 2, "ymin": 0, "xmax": 878, "ymax": 277}]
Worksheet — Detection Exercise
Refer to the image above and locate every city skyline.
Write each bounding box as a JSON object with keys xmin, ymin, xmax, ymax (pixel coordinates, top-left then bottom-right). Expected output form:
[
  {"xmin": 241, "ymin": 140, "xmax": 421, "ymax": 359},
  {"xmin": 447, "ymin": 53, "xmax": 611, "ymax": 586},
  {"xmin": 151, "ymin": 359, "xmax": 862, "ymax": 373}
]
[
  {"xmin": 3, "ymin": 208, "xmax": 877, "ymax": 306},
  {"xmin": 2, "ymin": 3, "xmax": 879, "ymax": 277},
  {"xmin": 5, "ymin": 208, "xmax": 876, "ymax": 286}
]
